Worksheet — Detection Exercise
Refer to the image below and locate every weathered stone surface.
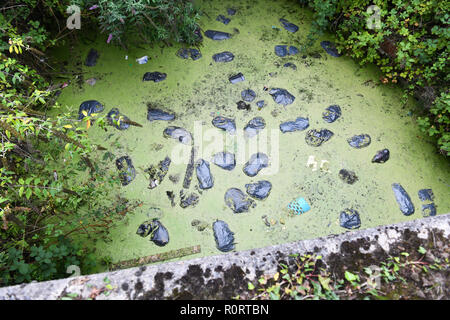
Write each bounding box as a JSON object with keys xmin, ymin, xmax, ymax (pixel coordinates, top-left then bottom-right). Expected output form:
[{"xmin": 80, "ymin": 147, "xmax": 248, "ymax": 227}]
[
  {"xmin": 269, "ymin": 88, "xmax": 295, "ymax": 105},
  {"xmin": 392, "ymin": 183, "xmax": 415, "ymax": 216},
  {"xmin": 213, "ymin": 220, "xmax": 235, "ymax": 252},
  {"xmin": 348, "ymin": 134, "xmax": 371, "ymax": 148},
  {"xmin": 212, "ymin": 152, "xmax": 235, "ymax": 171},
  {"xmin": 244, "ymin": 117, "xmax": 265, "ymax": 138},
  {"xmin": 305, "ymin": 129, "xmax": 334, "ymax": 147},
  {"xmin": 224, "ymin": 188, "xmax": 255, "ymax": 213},
  {"xmin": 243, "ymin": 153, "xmax": 269, "ymax": 177},
  {"xmin": 280, "ymin": 117, "xmax": 309, "ymax": 133},
  {"xmin": 143, "ymin": 72, "xmax": 167, "ymax": 82},
  {"xmin": 245, "ymin": 180, "xmax": 272, "ymax": 200}
]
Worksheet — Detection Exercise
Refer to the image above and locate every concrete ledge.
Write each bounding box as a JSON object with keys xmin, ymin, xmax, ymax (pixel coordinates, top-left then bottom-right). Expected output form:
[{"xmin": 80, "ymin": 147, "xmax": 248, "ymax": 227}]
[{"xmin": 1, "ymin": 214, "xmax": 449, "ymax": 300}]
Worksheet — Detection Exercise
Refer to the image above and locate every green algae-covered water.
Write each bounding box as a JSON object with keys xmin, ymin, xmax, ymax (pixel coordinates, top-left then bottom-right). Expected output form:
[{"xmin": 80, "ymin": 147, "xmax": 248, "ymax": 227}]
[{"xmin": 51, "ymin": 0, "xmax": 449, "ymax": 271}]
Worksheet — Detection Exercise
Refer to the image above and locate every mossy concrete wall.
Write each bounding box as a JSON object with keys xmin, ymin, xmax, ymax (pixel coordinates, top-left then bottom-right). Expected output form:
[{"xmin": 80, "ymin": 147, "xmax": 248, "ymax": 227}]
[{"xmin": 0, "ymin": 214, "xmax": 448, "ymax": 300}]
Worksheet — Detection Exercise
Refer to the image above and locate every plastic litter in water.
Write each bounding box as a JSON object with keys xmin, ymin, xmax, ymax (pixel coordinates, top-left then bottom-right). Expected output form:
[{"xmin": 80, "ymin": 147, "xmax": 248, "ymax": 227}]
[
  {"xmin": 288, "ymin": 197, "xmax": 311, "ymax": 215},
  {"xmin": 136, "ymin": 56, "xmax": 149, "ymax": 64}
]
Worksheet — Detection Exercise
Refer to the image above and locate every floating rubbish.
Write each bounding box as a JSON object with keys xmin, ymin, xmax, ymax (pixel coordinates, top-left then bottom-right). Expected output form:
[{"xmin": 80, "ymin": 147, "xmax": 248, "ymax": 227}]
[
  {"xmin": 418, "ymin": 189, "xmax": 434, "ymax": 202},
  {"xmin": 279, "ymin": 18, "xmax": 299, "ymax": 33},
  {"xmin": 180, "ymin": 190, "xmax": 199, "ymax": 208},
  {"xmin": 143, "ymin": 71, "xmax": 166, "ymax": 82},
  {"xmin": 213, "ymin": 220, "xmax": 235, "ymax": 252},
  {"xmin": 288, "ymin": 197, "xmax": 310, "ymax": 215},
  {"xmin": 107, "ymin": 108, "xmax": 130, "ymax": 130},
  {"xmin": 136, "ymin": 55, "xmax": 149, "ymax": 64},
  {"xmin": 145, "ymin": 156, "xmax": 171, "ymax": 189},
  {"xmin": 204, "ymin": 30, "xmax": 232, "ymax": 40},
  {"xmin": 85, "ymin": 78, "xmax": 97, "ymax": 86},
  {"xmin": 212, "ymin": 51, "xmax": 234, "ymax": 62},
  {"xmin": 85, "ymin": 48, "xmax": 99, "ymax": 66},
  {"xmin": 339, "ymin": 169, "xmax": 358, "ymax": 184},
  {"xmin": 224, "ymin": 188, "xmax": 255, "ymax": 213},
  {"xmin": 320, "ymin": 41, "xmax": 342, "ymax": 57},
  {"xmin": 339, "ymin": 209, "xmax": 361, "ymax": 229},
  {"xmin": 348, "ymin": 134, "xmax": 371, "ymax": 148},
  {"xmin": 280, "ymin": 117, "xmax": 309, "ymax": 133},
  {"xmin": 78, "ymin": 100, "xmax": 104, "ymax": 120},
  {"xmin": 392, "ymin": 183, "xmax": 415, "ymax": 216},
  {"xmin": 196, "ymin": 159, "xmax": 214, "ymax": 190},
  {"xmin": 245, "ymin": 180, "xmax": 272, "ymax": 200},
  {"xmin": 305, "ymin": 129, "xmax": 334, "ymax": 147},
  {"xmin": 136, "ymin": 219, "xmax": 169, "ymax": 247},
  {"xmin": 269, "ymin": 88, "xmax": 295, "ymax": 105},
  {"xmin": 116, "ymin": 155, "xmax": 136, "ymax": 186},
  {"xmin": 422, "ymin": 203, "xmax": 436, "ymax": 217},
  {"xmin": 243, "ymin": 153, "xmax": 269, "ymax": 177},
  {"xmin": 322, "ymin": 105, "xmax": 342, "ymax": 123},
  {"xmin": 229, "ymin": 73, "xmax": 245, "ymax": 84},
  {"xmin": 212, "ymin": 116, "xmax": 236, "ymax": 134},
  {"xmin": 372, "ymin": 149, "xmax": 390, "ymax": 163},
  {"xmin": 212, "ymin": 151, "xmax": 236, "ymax": 171}
]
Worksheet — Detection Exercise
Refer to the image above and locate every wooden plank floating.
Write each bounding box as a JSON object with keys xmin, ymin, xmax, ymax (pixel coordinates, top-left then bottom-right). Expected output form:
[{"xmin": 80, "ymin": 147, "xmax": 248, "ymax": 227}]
[{"xmin": 110, "ymin": 245, "xmax": 201, "ymax": 271}]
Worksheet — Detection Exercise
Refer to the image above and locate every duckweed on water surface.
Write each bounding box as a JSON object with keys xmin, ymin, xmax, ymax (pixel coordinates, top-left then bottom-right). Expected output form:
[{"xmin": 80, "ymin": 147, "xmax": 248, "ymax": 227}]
[{"xmin": 51, "ymin": 0, "xmax": 450, "ymax": 271}]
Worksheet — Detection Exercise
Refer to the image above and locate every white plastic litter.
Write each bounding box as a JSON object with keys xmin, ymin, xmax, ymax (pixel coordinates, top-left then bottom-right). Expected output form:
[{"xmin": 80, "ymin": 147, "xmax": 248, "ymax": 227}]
[{"xmin": 136, "ymin": 56, "xmax": 148, "ymax": 64}]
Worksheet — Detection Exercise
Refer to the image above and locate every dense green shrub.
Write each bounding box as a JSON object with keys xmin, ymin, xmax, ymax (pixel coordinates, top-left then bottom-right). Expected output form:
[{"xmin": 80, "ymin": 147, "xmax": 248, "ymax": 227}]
[
  {"xmin": 71, "ymin": 0, "xmax": 201, "ymax": 46},
  {"xmin": 0, "ymin": 0, "xmax": 200, "ymax": 286},
  {"xmin": 301, "ymin": 0, "xmax": 449, "ymax": 156}
]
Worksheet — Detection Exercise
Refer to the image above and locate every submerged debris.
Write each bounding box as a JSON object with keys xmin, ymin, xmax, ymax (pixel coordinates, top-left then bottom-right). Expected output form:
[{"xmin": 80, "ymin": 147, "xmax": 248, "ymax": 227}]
[
  {"xmin": 78, "ymin": 100, "xmax": 104, "ymax": 120},
  {"xmin": 163, "ymin": 126, "xmax": 192, "ymax": 145},
  {"xmin": 204, "ymin": 30, "xmax": 232, "ymax": 40},
  {"xmin": 227, "ymin": 8, "xmax": 236, "ymax": 16},
  {"xmin": 279, "ymin": 18, "xmax": 299, "ymax": 33},
  {"xmin": 372, "ymin": 149, "xmax": 390, "ymax": 163},
  {"xmin": 143, "ymin": 72, "xmax": 167, "ymax": 82},
  {"xmin": 243, "ymin": 153, "xmax": 269, "ymax": 177},
  {"xmin": 224, "ymin": 188, "xmax": 255, "ymax": 213},
  {"xmin": 280, "ymin": 117, "xmax": 309, "ymax": 133},
  {"xmin": 269, "ymin": 88, "xmax": 295, "ymax": 105},
  {"xmin": 107, "ymin": 108, "xmax": 130, "ymax": 130},
  {"xmin": 212, "ymin": 116, "xmax": 236, "ymax": 134},
  {"xmin": 147, "ymin": 107, "xmax": 175, "ymax": 122},
  {"xmin": 392, "ymin": 183, "xmax": 415, "ymax": 216},
  {"xmin": 245, "ymin": 180, "xmax": 272, "ymax": 200},
  {"xmin": 244, "ymin": 117, "xmax": 266, "ymax": 138},
  {"xmin": 305, "ymin": 129, "xmax": 334, "ymax": 147},
  {"xmin": 339, "ymin": 209, "xmax": 361, "ymax": 229},
  {"xmin": 322, "ymin": 105, "xmax": 342, "ymax": 123},
  {"xmin": 347, "ymin": 134, "xmax": 371, "ymax": 148},
  {"xmin": 212, "ymin": 152, "xmax": 236, "ymax": 171},
  {"xmin": 196, "ymin": 159, "xmax": 214, "ymax": 190},
  {"xmin": 320, "ymin": 41, "xmax": 342, "ymax": 57},
  {"xmin": 213, "ymin": 220, "xmax": 235, "ymax": 252},
  {"xmin": 339, "ymin": 169, "xmax": 358, "ymax": 184},
  {"xmin": 229, "ymin": 73, "xmax": 245, "ymax": 84},
  {"xmin": 145, "ymin": 156, "xmax": 171, "ymax": 189},
  {"xmin": 116, "ymin": 156, "xmax": 136, "ymax": 186},
  {"xmin": 212, "ymin": 51, "xmax": 235, "ymax": 62},
  {"xmin": 85, "ymin": 48, "xmax": 99, "ymax": 66},
  {"xmin": 180, "ymin": 189, "xmax": 200, "ymax": 208}
]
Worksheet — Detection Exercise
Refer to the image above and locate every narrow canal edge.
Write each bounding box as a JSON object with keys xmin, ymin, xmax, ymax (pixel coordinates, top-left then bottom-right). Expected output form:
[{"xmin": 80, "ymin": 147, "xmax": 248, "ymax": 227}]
[{"xmin": 1, "ymin": 214, "xmax": 448, "ymax": 300}]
